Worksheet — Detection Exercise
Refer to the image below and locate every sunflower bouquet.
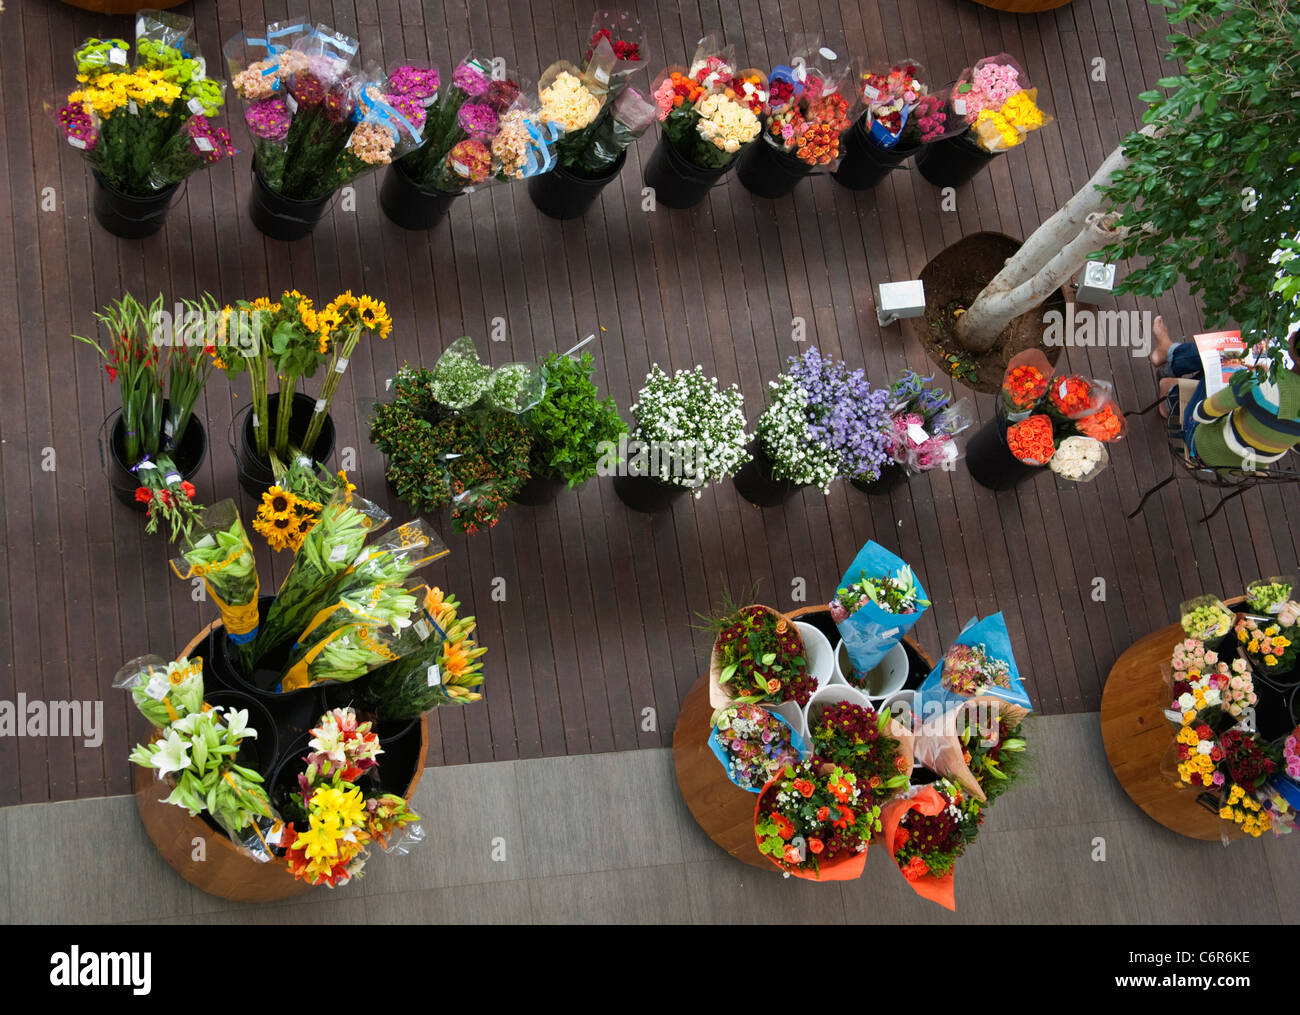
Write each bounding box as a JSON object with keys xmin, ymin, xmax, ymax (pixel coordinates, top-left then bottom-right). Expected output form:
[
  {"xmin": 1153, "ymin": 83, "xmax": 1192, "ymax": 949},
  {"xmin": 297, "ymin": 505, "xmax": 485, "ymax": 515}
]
[
  {"xmin": 251, "ymin": 487, "xmax": 391, "ymax": 675},
  {"xmin": 303, "ymin": 291, "xmax": 393, "ymax": 456},
  {"xmin": 55, "ymin": 14, "xmax": 236, "ymax": 196},
  {"xmin": 170, "ymin": 500, "xmax": 261, "ymax": 671},
  {"xmin": 253, "ymin": 460, "xmax": 345, "ymax": 553},
  {"xmin": 358, "ymin": 586, "xmax": 487, "ymax": 719}
]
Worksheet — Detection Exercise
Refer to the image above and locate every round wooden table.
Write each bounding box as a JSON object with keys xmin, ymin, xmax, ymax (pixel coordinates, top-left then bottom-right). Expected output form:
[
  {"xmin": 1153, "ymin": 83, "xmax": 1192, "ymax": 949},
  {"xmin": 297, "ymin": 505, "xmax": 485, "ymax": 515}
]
[
  {"xmin": 1100, "ymin": 604, "xmax": 1243, "ymax": 842},
  {"xmin": 672, "ymin": 607, "xmax": 933, "ymax": 869},
  {"xmin": 135, "ymin": 618, "xmax": 430, "ymax": 901}
]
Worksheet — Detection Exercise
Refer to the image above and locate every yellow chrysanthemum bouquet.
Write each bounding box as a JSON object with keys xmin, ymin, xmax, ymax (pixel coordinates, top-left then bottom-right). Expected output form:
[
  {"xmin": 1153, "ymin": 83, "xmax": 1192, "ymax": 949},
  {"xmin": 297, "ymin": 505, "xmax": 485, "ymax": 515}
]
[{"xmin": 55, "ymin": 12, "xmax": 235, "ymax": 198}]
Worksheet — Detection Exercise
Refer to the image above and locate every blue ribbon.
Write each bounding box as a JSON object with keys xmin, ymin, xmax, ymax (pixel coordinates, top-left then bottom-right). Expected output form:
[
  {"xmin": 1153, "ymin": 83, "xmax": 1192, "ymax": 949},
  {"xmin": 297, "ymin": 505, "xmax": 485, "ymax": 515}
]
[
  {"xmin": 522, "ymin": 118, "xmax": 561, "ymax": 177},
  {"xmin": 357, "ymin": 87, "xmax": 418, "ymax": 143},
  {"xmin": 227, "ymin": 627, "xmax": 258, "ymax": 645}
]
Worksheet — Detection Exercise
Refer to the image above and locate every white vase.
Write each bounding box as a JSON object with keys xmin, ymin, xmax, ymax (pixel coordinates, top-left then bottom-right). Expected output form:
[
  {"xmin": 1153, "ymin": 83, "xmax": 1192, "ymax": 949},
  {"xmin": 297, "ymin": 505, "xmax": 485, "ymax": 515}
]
[
  {"xmin": 802, "ymin": 682, "xmax": 874, "ymax": 742},
  {"xmin": 833, "ymin": 639, "xmax": 908, "ymax": 700}
]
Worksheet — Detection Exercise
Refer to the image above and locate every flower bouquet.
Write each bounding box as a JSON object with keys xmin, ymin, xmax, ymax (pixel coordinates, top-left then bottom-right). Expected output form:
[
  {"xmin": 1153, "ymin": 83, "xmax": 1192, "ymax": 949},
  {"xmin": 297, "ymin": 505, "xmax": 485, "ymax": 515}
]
[
  {"xmin": 76, "ymin": 292, "xmax": 213, "ymax": 540},
  {"xmin": 583, "ymin": 11, "xmax": 646, "ymax": 80},
  {"xmin": 621, "ymin": 364, "xmax": 749, "ymax": 502},
  {"xmin": 829, "ymin": 540, "xmax": 930, "ymax": 678},
  {"xmin": 1235, "ymin": 603, "xmax": 1300, "ymax": 680},
  {"xmin": 807, "ymin": 700, "xmax": 911, "ymax": 797},
  {"xmin": 170, "ymin": 500, "xmax": 261, "ymax": 672},
  {"xmin": 951, "ymin": 55, "xmax": 1052, "ymax": 154},
  {"xmin": 1000, "ymin": 350, "xmax": 1054, "ymax": 421},
  {"xmin": 1163, "ymin": 638, "xmax": 1256, "ymax": 727},
  {"xmin": 540, "ymin": 52, "xmax": 617, "ymax": 166},
  {"xmin": 920, "ymin": 613, "xmax": 1031, "ymax": 711},
  {"xmin": 278, "ymin": 707, "xmax": 422, "ymax": 887},
  {"xmin": 358, "ymin": 586, "xmax": 487, "ymax": 719},
  {"xmin": 1246, "ymin": 577, "xmax": 1295, "ymax": 616},
  {"xmin": 113, "ymin": 655, "xmax": 205, "ymax": 729},
  {"xmin": 754, "ymin": 761, "xmax": 880, "ymax": 880},
  {"xmin": 55, "ymin": 14, "xmax": 235, "ymax": 234},
  {"xmin": 880, "ymin": 369, "xmax": 973, "ymax": 476},
  {"xmin": 705, "ymin": 600, "xmax": 815, "ymax": 709},
  {"xmin": 1179, "ymin": 594, "xmax": 1236, "ymax": 647},
  {"xmin": 757, "ymin": 38, "xmax": 855, "ymax": 165},
  {"xmin": 707, "ymin": 704, "xmax": 807, "ymax": 792},
  {"xmin": 743, "ymin": 347, "xmax": 892, "ymax": 500},
  {"xmin": 954, "ymin": 701, "xmax": 1029, "ymax": 806},
  {"xmin": 252, "ymin": 461, "xmax": 348, "ymax": 554},
  {"xmin": 856, "ymin": 60, "xmax": 928, "ymax": 149},
  {"xmin": 880, "ymin": 778, "xmax": 984, "ymax": 909}
]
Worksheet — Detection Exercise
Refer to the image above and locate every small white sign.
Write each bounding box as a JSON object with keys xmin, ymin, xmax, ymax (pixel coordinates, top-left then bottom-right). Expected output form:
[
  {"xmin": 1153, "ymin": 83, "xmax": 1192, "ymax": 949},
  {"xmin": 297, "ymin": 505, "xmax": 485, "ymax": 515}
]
[
  {"xmin": 414, "ymin": 619, "xmax": 430, "ymax": 641},
  {"xmin": 334, "ymin": 357, "xmax": 348, "ymax": 374},
  {"xmin": 819, "ymin": 47, "xmax": 838, "ymax": 60},
  {"xmin": 953, "ymin": 98, "xmax": 967, "ymax": 116},
  {"xmin": 265, "ymin": 822, "xmax": 285, "ymax": 846},
  {"xmin": 314, "ymin": 398, "xmax": 327, "ymax": 413},
  {"xmin": 109, "ymin": 47, "xmax": 128, "ymax": 67},
  {"xmin": 862, "ymin": 85, "xmax": 880, "ymax": 100},
  {"xmin": 128, "ymin": 100, "xmax": 139, "ymax": 116},
  {"xmin": 594, "ymin": 67, "xmax": 610, "ymax": 84},
  {"xmin": 187, "ymin": 97, "xmax": 206, "ymax": 115},
  {"xmin": 251, "ymin": 413, "xmax": 259, "ymax": 429},
  {"xmin": 907, "ymin": 423, "xmax": 929, "ymax": 446},
  {"xmin": 144, "ymin": 674, "xmax": 170, "ymax": 701},
  {"xmin": 136, "ymin": 460, "xmax": 157, "ymax": 471},
  {"xmin": 426, "ymin": 664, "xmax": 442, "ymax": 687},
  {"xmin": 194, "ymin": 136, "xmax": 214, "ymax": 153},
  {"xmin": 452, "ymin": 160, "xmax": 469, "ymax": 177},
  {"xmin": 286, "ymin": 93, "xmax": 298, "ymax": 114},
  {"xmin": 163, "ymin": 420, "xmax": 175, "ymax": 438},
  {"xmin": 67, "ymin": 137, "xmax": 87, "ymax": 150},
  {"xmin": 328, "ymin": 544, "xmax": 349, "ymax": 563}
]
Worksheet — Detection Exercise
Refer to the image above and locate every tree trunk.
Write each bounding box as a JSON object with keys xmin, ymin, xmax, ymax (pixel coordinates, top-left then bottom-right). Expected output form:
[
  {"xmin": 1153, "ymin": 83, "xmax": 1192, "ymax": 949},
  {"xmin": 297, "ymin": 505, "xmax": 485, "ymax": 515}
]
[{"xmin": 953, "ymin": 129, "xmax": 1152, "ymax": 352}]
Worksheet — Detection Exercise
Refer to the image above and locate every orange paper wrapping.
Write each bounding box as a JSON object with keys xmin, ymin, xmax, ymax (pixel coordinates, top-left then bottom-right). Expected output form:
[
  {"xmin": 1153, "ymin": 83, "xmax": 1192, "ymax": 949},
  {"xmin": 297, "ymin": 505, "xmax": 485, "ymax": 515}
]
[{"xmin": 880, "ymin": 786, "xmax": 957, "ymax": 910}]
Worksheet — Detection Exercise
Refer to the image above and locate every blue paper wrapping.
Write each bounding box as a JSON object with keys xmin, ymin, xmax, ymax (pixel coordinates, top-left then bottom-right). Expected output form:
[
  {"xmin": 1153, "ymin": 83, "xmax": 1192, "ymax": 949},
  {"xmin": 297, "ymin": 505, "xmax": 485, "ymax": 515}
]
[
  {"xmin": 833, "ymin": 540, "xmax": 929, "ymax": 677},
  {"xmin": 708, "ymin": 706, "xmax": 808, "ymax": 794},
  {"xmin": 918, "ymin": 613, "xmax": 1032, "ymax": 716},
  {"xmin": 867, "ymin": 106, "xmax": 909, "ymax": 149}
]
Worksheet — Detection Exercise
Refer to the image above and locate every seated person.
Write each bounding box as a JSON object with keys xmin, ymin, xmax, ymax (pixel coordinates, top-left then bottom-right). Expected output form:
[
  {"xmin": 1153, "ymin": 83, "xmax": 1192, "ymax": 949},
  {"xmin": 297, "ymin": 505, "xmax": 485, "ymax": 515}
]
[{"xmin": 1149, "ymin": 318, "xmax": 1300, "ymax": 469}]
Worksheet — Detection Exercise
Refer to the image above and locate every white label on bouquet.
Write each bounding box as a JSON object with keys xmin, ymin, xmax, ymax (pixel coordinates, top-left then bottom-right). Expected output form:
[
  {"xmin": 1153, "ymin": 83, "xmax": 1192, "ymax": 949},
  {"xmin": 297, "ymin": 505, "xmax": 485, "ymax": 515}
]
[
  {"xmin": 68, "ymin": 137, "xmax": 87, "ymax": 150},
  {"xmin": 163, "ymin": 420, "xmax": 174, "ymax": 438},
  {"xmin": 251, "ymin": 413, "xmax": 259, "ymax": 429},
  {"xmin": 286, "ymin": 93, "xmax": 298, "ymax": 114},
  {"xmin": 194, "ymin": 136, "xmax": 214, "ymax": 153},
  {"xmin": 953, "ymin": 98, "xmax": 967, "ymax": 116},
  {"xmin": 328, "ymin": 544, "xmax": 349, "ymax": 563},
  {"xmin": 426, "ymin": 664, "xmax": 441, "ymax": 687},
  {"xmin": 144, "ymin": 674, "xmax": 170, "ymax": 701},
  {"xmin": 907, "ymin": 423, "xmax": 929, "ymax": 446},
  {"xmin": 188, "ymin": 97, "xmax": 206, "ymax": 115},
  {"xmin": 265, "ymin": 821, "xmax": 285, "ymax": 846},
  {"xmin": 862, "ymin": 85, "xmax": 880, "ymax": 100},
  {"xmin": 136, "ymin": 460, "xmax": 157, "ymax": 471},
  {"xmin": 385, "ymin": 378, "xmax": 393, "ymax": 391},
  {"xmin": 164, "ymin": 471, "xmax": 181, "ymax": 485},
  {"xmin": 314, "ymin": 398, "xmax": 327, "ymax": 413},
  {"xmin": 109, "ymin": 47, "xmax": 128, "ymax": 66},
  {"xmin": 413, "ymin": 619, "xmax": 430, "ymax": 641},
  {"xmin": 128, "ymin": 100, "xmax": 139, "ymax": 115},
  {"xmin": 594, "ymin": 67, "xmax": 610, "ymax": 84},
  {"xmin": 452, "ymin": 160, "xmax": 469, "ymax": 177},
  {"xmin": 334, "ymin": 357, "xmax": 348, "ymax": 374},
  {"xmin": 354, "ymin": 548, "xmax": 370, "ymax": 565}
]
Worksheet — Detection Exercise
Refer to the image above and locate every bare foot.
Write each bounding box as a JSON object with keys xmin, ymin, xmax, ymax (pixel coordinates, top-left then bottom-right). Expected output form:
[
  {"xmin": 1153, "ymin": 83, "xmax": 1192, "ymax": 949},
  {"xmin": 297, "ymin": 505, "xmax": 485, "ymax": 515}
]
[{"xmin": 1149, "ymin": 314, "xmax": 1174, "ymax": 366}]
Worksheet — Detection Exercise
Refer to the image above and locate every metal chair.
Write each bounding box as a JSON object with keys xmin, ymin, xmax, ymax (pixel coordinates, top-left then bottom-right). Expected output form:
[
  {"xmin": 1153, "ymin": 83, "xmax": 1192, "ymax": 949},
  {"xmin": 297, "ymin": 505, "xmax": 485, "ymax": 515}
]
[{"xmin": 1126, "ymin": 379, "xmax": 1300, "ymax": 521}]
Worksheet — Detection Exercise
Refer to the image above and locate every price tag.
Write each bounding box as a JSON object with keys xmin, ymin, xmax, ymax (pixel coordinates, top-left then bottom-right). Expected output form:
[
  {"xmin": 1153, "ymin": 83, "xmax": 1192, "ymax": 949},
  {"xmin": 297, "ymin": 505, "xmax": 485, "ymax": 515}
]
[
  {"xmin": 187, "ymin": 97, "xmax": 206, "ymax": 115},
  {"xmin": 414, "ymin": 619, "xmax": 430, "ymax": 641},
  {"xmin": 164, "ymin": 471, "xmax": 182, "ymax": 485},
  {"xmin": 314, "ymin": 398, "xmax": 327, "ymax": 413},
  {"xmin": 452, "ymin": 160, "xmax": 469, "ymax": 177},
  {"xmin": 334, "ymin": 357, "xmax": 348, "ymax": 374},
  {"xmin": 385, "ymin": 378, "xmax": 393, "ymax": 391},
  {"xmin": 144, "ymin": 674, "xmax": 170, "ymax": 701},
  {"xmin": 907, "ymin": 423, "xmax": 929, "ymax": 446},
  {"xmin": 194, "ymin": 136, "xmax": 214, "ymax": 153},
  {"xmin": 251, "ymin": 413, "xmax": 259, "ymax": 429},
  {"xmin": 164, "ymin": 420, "xmax": 175, "ymax": 439},
  {"xmin": 328, "ymin": 544, "xmax": 349, "ymax": 563},
  {"xmin": 265, "ymin": 821, "xmax": 285, "ymax": 847},
  {"xmin": 426, "ymin": 664, "xmax": 441, "ymax": 687},
  {"xmin": 109, "ymin": 47, "xmax": 128, "ymax": 67},
  {"xmin": 953, "ymin": 98, "xmax": 967, "ymax": 116},
  {"xmin": 286, "ymin": 93, "xmax": 298, "ymax": 114},
  {"xmin": 594, "ymin": 67, "xmax": 610, "ymax": 84},
  {"xmin": 862, "ymin": 85, "xmax": 880, "ymax": 100},
  {"xmin": 128, "ymin": 100, "xmax": 139, "ymax": 115},
  {"xmin": 819, "ymin": 46, "xmax": 839, "ymax": 60},
  {"xmin": 136, "ymin": 460, "xmax": 157, "ymax": 471},
  {"xmin": 68, "ymin": 137, "xmax": 87, "ymax": 150}
]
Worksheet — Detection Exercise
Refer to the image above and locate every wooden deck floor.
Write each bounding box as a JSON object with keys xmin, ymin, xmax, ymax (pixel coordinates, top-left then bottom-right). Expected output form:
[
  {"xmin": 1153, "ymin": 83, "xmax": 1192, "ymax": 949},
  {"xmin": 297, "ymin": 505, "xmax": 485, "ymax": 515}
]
[{"xmin": 2, "ymin": 0, "xmax": 1297, "ymax": 805}]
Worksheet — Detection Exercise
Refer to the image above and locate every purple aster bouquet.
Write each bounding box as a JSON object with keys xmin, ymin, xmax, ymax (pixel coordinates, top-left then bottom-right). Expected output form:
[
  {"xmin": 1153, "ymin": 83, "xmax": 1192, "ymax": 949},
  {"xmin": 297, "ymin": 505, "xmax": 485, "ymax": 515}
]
[
  {"xmin": 754, "ymin": 347, "xmax": 893, "ymax": 490},
  {"xmin": 148, "ymin": 115, "xmax": 239, "ymax": 189}
]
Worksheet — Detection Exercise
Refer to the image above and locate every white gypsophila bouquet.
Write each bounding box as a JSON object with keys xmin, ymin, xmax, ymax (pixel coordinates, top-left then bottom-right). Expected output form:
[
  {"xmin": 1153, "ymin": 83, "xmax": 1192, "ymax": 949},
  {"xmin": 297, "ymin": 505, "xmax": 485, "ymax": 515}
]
[
  {"xmin": 630, "ymin": 364, "xmax": 750, "ymax": 495},
  {"xmin": 756, "ymin": 375, "xmax": 840, "ymax": 492}
]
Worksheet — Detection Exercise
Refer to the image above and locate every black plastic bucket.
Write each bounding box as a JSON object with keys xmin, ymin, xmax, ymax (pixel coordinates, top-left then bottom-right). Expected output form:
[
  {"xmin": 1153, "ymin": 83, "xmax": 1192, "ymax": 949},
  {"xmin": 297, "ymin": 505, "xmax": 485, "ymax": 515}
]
[
  {"xmin": 913, "ymin": 131, "xmax": 1000, "ymax": 188},
  {"xmin": 202, "ymin": 690, "xmax": 281, "ymax": 777},
  {"xmin": 735, "ymin": 139, "xmax": 812, "ymax": 199},
  {"xmin": 643, "ymin": 134, "xmax": 731, "ymax": 209},
  {"xmin": 232, "ymin": 391, "xmax": 336, "ymax": 500},
  {"xmin": 613, "ymin": 472, "xmax": 688, "ymax": 513},
  {"xmin": 103, "ymin": 404, "xmax": 207, "ymax": 511},
  {"xmin": 248, "ymin": 159, "xmax": 333, "ymax": 241},
  {"xmin": 850, "ymin": 462, "xmax": 908, "ymax": 495},
  {"xmin": 965, "ymin": 415, "xmax": 1039, "ymax": 491},
  {"xmin": 91, "ymin": 169, "xmax": 180, "ymax": 239},
  {"xmin": 379, "ymin": 160, "xmax": 461, "ymax": 230},
  {"xmin": 832, "ymin": 118, "xmax": 919, "ymax": 191},
  {"xmin": 731, "ymin": 440, "xmax": 806, "ymax": 506},
  {"xmin": 528, "ymin": 150, "xmax": 628, "ymax": 219}
]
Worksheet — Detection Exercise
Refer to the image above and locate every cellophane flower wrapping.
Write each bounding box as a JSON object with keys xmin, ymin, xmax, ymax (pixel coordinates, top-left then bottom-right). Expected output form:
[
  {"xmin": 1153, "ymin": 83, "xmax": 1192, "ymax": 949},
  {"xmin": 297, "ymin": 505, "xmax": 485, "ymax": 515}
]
[
  {"xmin": 251, "ymin": 488, "xmax": 391, "ymax": 672},
  {"xmin": 708, "ymin": 704, "xmax": 808, "ymax": 793},
  {"xmin": 856, "ymin": 58, "xmax": 927, "ymax": 148},
  {"xmin": 760, "ymin": 35, "xmax": 856, "ymax": 166},
  {"xmin": 572, "ymin": 84, "xmax": 657, "ymax": 176},
  {"xmin": 56, "ymin": 14, "xmax": 236, "ymax": 196},
  {"xmin": 832, "ymin": 540, "xmax": 930, "ymax": 674},
  {"xmin": 920, "ymin": 613, "xmax": 1032, "ymax": 716},
  {"xmin": 584, "ymin": 11, "xmax": 646, "ymax": 81},
  {"xmin": 950, "ymin": 54, "xmax": 1053, "ymax": 153},
  {"xmin": 170, "ymin": 499, "xmax": 261, "ymax": 673},
  {"xmin": 113, "ymin": 654, "xmax": 205, "ymax": 728}
]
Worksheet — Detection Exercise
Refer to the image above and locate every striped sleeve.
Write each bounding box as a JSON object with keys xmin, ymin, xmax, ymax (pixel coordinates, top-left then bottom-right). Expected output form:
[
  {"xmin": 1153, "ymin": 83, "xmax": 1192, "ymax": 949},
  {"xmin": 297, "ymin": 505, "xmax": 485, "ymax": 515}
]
[{"xmin": 1193, "ymin": 377, "xmax": 1241, "ymax": 423}]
